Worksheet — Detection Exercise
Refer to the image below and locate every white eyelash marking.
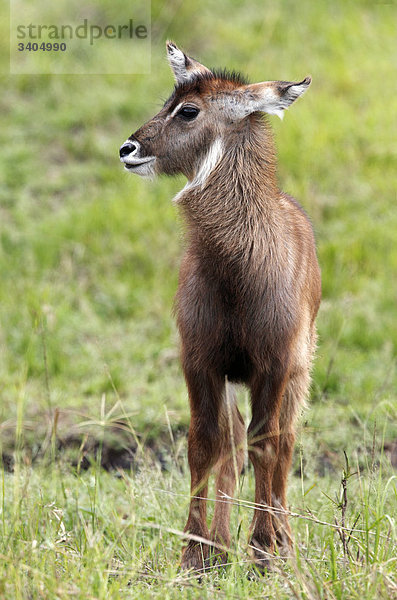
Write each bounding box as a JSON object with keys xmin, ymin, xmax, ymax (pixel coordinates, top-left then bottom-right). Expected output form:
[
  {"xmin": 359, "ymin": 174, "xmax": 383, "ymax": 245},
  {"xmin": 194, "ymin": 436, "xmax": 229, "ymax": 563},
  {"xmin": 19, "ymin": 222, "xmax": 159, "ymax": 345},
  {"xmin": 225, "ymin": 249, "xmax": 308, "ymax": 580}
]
[{"xmin": 166, "ymin": 102, "xmax": 184, "ymax": 121}]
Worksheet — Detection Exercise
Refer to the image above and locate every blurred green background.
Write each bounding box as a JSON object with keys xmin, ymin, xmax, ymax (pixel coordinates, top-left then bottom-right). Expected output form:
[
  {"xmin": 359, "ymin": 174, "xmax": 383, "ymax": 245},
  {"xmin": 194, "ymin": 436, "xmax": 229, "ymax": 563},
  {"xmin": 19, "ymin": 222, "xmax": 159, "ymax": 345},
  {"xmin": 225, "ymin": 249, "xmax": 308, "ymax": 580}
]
[{"xmin": 0, "ymin": 0, "xmax": 396, "ymax": 461}]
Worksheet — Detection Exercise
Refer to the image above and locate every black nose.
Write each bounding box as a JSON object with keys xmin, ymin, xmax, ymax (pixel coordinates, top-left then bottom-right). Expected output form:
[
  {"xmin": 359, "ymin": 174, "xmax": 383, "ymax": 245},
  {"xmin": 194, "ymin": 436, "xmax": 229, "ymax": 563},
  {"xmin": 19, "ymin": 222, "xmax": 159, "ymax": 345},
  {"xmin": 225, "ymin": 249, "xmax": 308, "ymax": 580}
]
[{"xmin": 119, "ymin": 142, "xmax": 136, "ymax": 158}]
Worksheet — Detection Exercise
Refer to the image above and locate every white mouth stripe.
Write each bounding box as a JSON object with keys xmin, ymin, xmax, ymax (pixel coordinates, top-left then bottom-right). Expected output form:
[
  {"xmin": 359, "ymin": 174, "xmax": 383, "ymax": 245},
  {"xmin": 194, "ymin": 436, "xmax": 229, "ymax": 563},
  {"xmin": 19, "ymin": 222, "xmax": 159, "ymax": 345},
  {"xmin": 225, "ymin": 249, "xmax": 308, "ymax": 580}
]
[
  {"xmin": 124, "ymin": 157, "xmax": 156, "ymax": 180},
  {"xmin": 122, "ymin": 156, "xmax": 155, "ymax": 165}
]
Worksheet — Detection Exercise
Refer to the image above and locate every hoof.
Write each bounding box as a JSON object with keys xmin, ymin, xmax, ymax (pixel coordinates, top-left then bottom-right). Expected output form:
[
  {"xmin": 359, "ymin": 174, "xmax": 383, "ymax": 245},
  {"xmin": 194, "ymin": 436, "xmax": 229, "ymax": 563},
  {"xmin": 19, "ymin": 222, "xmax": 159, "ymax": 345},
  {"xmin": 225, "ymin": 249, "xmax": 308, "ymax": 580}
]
[
  {"xmin": 181, "ymin": 541, "xmax": 209, "ymax": 573},
  {"xmin": 275, "ymin": 540, "xmax": 293, "ymax": 560},
  {"xmin": 248, "ymin": 537, "xmax": 275, "ymax": 575},
  {"xmin": 275, "ymin": 527, "xmax": 294, "ymax": 559},
  {"xmin": 272, "ymin": 501, "xmax": 293, "ymax": 556},
  {"xmin": 204, "ymin": 533, "xmax": 230, "ymax": 570}
]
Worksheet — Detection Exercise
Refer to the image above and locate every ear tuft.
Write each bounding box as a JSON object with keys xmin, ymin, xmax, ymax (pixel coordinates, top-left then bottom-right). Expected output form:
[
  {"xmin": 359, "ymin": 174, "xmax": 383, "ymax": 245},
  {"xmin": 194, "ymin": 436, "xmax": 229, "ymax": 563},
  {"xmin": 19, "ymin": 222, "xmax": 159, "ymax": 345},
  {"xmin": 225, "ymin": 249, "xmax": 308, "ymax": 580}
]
[
  {"xmin": 279, "ymin": 76, "xmax": 312, "ymax": 104},
  {"xmin": 301, "ymin": 76, "xmax": 312, "ymax": 87},
  {"xmin": 224, "ymin": 76, "xmax": 312, "ymax": 122},
  {"xmin": 166, "ymin": 41, "xmax": 188, "ymax": 83},
  {"xmin": 166, "ymin": 40, "xmax": 185, "ymax": 62},
  {"xmin": 166, "ymin": 41, "xmax": 212, "ymax": 84}
]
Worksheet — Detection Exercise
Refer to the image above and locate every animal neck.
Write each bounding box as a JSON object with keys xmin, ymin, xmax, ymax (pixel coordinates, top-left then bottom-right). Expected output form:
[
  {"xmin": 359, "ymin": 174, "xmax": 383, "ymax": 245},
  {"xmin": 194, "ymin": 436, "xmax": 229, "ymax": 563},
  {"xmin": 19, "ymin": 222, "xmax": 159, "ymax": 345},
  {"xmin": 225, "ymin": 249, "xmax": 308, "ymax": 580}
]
[{"xmin": 176, "ymin": 114, "xmax": 280, "ymax": 266}]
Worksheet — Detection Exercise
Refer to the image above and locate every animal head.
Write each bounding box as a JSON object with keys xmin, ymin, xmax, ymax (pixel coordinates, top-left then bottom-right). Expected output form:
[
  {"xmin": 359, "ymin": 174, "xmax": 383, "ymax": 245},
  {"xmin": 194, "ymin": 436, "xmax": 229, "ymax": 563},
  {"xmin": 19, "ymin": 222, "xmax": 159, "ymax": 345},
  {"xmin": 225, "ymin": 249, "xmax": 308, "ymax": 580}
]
[{"xmin": 119, "ymin": 42, "xmax": 311, "ymax": 180}]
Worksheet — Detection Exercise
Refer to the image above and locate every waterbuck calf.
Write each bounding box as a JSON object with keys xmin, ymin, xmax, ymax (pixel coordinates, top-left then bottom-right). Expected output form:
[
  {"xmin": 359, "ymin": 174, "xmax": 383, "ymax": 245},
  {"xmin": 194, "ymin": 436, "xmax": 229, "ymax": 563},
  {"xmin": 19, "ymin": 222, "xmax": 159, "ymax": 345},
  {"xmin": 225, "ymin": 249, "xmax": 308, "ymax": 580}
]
[{"xmin": 119, "ymin": 42, "xmax": 321, "ymax": 572}]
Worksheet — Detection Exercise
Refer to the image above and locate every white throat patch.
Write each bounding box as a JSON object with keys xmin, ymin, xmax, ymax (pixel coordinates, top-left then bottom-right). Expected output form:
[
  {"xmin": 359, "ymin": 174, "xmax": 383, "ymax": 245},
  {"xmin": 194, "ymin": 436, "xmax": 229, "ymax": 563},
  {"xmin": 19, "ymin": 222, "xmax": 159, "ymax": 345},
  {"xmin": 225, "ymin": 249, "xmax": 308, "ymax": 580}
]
[{"xmin": 173, "ymin": 138, "xmax": 224, "ymax": 202}]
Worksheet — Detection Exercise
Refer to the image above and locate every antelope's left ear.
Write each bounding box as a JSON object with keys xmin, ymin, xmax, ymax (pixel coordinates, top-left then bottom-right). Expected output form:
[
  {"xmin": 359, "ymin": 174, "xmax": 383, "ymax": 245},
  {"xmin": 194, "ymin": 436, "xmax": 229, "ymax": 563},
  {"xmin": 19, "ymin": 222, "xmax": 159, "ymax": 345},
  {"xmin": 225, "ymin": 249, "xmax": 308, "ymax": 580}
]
[
  {"xmin": 166, "ymin": 41, "xmax": 212, "ymax": 84},
  {"xmin": 240, "ymin": 76, "xmax": 312, "ymax": 120}
]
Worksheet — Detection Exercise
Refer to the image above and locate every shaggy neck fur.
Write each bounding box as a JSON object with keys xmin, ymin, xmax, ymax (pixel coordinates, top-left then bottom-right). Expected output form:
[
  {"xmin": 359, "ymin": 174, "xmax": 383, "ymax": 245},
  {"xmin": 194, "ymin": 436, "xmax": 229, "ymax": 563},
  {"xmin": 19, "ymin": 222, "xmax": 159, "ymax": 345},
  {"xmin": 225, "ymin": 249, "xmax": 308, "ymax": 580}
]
[{"xmin": 177, "ymin": 114, "xmax": 282, "ymax": 272}]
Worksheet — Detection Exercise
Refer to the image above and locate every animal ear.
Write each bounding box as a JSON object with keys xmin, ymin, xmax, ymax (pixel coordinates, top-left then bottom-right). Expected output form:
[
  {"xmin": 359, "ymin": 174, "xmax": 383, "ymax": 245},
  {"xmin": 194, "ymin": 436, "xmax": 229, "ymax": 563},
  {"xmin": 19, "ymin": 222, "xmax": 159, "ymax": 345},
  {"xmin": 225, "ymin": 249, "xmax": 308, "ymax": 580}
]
[
  {"xmin": 235, "ymin": 77, "xmax": 312, "ymax": 120},
  {"xmin": 166, "ymin": 41, "xmax": 212, "ymax": 84}
]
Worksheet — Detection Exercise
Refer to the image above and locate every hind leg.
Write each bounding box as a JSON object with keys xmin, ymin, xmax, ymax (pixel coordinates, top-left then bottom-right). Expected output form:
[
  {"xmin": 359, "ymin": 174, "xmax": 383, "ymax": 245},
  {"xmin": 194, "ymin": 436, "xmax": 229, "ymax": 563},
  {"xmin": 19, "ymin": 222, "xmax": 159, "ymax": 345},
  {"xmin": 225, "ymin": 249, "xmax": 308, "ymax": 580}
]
[
  {"xmin": 271, "ymin": 369, "xmax": 308, "ymax": 553},
  {"xmin": 272, "ymin": 325, "xmax": 317, "ymax": 554},
  {"xmin": 247, "ymin": 359, "xmax": 290, "ymax": 570},
  {"xmin": 209, "ymin": 385, "xmax": 245, "ymax": 565}
]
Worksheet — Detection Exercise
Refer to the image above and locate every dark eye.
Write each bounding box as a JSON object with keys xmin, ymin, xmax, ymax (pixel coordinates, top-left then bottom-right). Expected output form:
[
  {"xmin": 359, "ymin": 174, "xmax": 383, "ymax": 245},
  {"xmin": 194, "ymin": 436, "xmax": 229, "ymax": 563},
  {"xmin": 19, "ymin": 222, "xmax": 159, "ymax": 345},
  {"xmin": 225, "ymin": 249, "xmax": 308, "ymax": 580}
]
[{"xmin": 177, "ymin": 106, "xmax": 199, "ymax": 120}]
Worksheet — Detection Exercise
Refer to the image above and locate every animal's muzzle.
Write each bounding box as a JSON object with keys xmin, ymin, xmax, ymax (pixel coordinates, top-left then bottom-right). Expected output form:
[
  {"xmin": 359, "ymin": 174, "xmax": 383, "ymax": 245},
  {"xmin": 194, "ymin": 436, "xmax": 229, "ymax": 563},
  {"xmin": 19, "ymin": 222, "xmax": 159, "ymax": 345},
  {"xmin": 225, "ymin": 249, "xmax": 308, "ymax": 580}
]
[{"xmin": 119, "ymin": 141, "xmax": 138, "ymax": 158}]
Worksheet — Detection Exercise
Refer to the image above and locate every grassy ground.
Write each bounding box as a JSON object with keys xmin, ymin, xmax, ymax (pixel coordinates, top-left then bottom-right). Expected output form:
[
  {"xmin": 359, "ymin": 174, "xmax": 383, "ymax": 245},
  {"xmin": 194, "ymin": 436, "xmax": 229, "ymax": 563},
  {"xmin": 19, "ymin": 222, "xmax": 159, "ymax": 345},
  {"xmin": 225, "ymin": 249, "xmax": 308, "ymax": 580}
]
[{"xmin": 0, "ymin": 0, "xmax": 396, "ymax": 597}]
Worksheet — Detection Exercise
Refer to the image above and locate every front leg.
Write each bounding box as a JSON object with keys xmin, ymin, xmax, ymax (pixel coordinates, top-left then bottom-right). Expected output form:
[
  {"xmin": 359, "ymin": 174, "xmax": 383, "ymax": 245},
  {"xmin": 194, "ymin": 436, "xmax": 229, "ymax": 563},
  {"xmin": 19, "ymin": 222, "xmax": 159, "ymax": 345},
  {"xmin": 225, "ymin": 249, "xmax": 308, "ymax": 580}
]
[{"xmin": 181, "ymin": 367, "xmax": 224, "ymax": 571}]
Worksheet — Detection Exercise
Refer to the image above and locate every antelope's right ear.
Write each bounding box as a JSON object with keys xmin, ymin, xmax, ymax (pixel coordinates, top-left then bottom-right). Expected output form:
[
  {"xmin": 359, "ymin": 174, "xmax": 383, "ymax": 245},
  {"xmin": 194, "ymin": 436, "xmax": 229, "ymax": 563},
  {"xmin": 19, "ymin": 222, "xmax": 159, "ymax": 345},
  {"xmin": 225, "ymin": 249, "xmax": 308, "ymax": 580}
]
[{"xmin": 166, "ymin": 41, "xmax": 212, "ymax": 84}]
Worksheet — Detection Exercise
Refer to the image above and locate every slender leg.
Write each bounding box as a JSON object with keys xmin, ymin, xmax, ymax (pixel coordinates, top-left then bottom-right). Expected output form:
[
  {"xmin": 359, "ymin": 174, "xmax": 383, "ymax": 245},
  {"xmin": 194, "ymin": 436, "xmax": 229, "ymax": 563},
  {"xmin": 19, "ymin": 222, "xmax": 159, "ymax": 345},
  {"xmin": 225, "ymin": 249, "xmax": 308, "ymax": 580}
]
[
  {"xmin": 181, "ymin": 368, "xmax": 224, "ymax": 571},
  {"xmin": 272, "ymin": 327, "xmax": 316, "ymax": 553},
  {"xmin": 209, "ymin": 388, "xmax": 245, "ymax": 565},
  {"xmin": 247, "ymin": 363, "xmax": 289, "ymax": 571},
  {"xmin": 271, "ymin": 429, "xmax": 295, "ymax": 553}
]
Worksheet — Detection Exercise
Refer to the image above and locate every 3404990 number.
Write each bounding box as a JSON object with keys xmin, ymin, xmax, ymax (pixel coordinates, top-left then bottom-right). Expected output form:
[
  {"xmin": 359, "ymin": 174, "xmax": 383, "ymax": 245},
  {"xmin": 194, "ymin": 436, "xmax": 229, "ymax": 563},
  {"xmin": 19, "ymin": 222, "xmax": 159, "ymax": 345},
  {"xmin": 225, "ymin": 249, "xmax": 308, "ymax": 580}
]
[{"xmin": 17, "ymin": 42, "xmax": 67, "ymax": 51}]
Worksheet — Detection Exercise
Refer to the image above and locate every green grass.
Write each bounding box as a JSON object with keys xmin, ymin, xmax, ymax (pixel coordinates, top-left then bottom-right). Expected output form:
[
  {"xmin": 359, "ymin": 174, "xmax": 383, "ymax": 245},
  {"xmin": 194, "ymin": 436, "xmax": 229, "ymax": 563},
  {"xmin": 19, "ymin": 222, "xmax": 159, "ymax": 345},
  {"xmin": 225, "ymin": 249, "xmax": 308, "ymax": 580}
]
[
  {"xmin": 1, "ymin": 444, "xmax": 396, "ymax": 599},
  {"xmin": 0, "ymin": 0, "xmax": 396, "ymax": 597}
]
